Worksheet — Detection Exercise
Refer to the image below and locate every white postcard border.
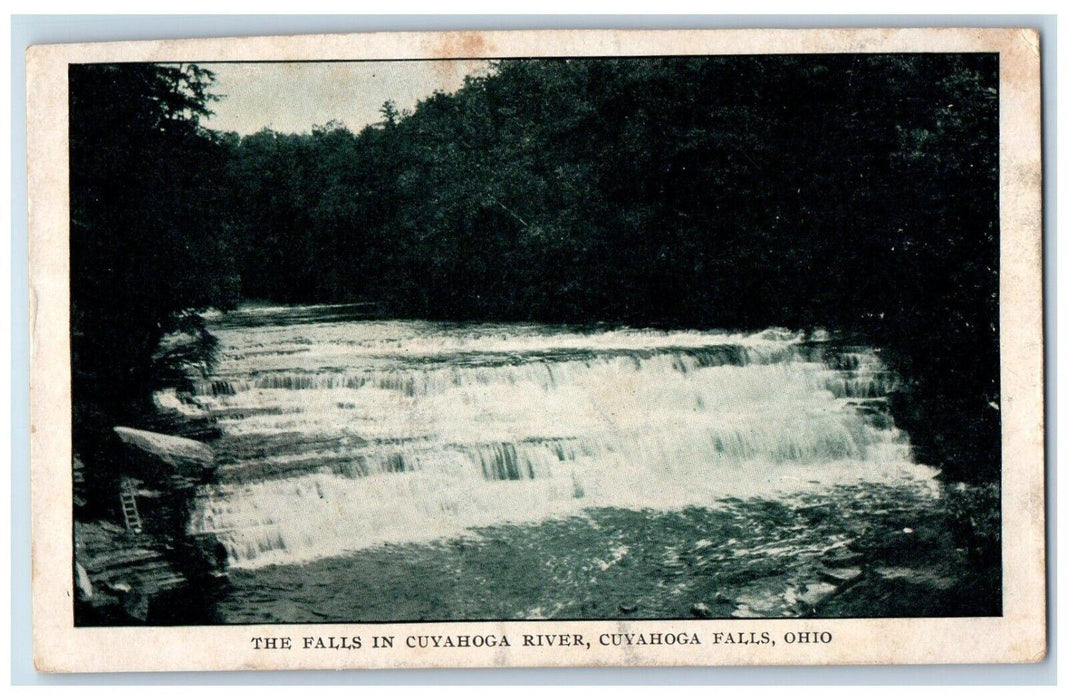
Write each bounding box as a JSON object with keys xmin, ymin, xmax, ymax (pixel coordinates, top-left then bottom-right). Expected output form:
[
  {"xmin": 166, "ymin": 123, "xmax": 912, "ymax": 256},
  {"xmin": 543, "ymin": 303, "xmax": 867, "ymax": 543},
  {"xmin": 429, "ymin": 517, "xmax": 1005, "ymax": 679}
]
[{"xmin": 27, "ymin": 27, "xmax": 1045, "ymax": 672}]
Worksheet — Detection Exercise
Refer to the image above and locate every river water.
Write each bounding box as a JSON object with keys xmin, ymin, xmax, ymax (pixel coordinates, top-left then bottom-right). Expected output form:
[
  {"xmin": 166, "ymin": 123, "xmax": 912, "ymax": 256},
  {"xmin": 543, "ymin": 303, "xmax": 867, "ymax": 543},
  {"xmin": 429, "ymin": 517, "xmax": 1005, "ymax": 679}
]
[{"xmin": 183, "ymin": 303, "xmax": 940, "ymax": 622}]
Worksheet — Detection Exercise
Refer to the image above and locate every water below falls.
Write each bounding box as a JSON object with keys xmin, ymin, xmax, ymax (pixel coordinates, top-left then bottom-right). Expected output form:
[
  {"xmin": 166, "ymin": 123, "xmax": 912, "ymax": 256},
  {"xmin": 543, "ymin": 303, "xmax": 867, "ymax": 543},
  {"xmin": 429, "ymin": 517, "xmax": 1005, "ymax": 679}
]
[{"xmin": 185, "ymin": 305, "xmax": 938, "ymax": 573}]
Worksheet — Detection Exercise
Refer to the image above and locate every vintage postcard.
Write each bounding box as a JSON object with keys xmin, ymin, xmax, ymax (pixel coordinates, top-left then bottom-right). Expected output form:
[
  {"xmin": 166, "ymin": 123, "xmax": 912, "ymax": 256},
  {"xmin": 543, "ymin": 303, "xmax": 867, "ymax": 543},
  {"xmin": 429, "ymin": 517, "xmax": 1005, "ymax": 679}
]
[{"xmin": 27, "ymin": 27, "xmax": 1045, "ymax": 672}]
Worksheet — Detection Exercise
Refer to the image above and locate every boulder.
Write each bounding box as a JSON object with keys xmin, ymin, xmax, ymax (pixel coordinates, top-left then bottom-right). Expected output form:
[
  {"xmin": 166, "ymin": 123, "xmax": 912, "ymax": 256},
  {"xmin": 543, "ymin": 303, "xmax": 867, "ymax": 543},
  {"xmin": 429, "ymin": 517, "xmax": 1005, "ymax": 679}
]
[
  {"xmin": 75, "ymin": 562, "xmax": 93, "ymax": 602},
  {"xmin": 821, "ymin": 549, "xmax": 864, "ymax": 568},
  {"xmin": 797, "ymin": 581, "xmax": 837, "ymax": 608},
  {"xmin": 819, "ymin": 567, "xmax": 864, "ymax": 587},
  {"xmin": 730, "ymin": 606, "xmax": 760, "ymax": 618},
  {"xmin": 113, "ymin": 427, "xmax": 214, "ymax": 482},
  {"xmin": 152, "ymin": 390, "xmax": 209, "ymax": 420},
  {"xmin": 147, "ymin": 390, "xmax": 219, "ymax": 440},
  {"xmin": 690, "ymin": 602, "xmax": 713, "ymax": 618}
]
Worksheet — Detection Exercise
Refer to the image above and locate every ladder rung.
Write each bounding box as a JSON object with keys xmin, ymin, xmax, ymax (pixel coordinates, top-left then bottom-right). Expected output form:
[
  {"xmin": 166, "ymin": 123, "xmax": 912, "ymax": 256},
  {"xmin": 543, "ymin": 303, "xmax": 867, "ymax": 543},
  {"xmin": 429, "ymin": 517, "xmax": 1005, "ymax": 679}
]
[{"xmin": 119, "ymin": 477, "xmax": 143, "ymax": 533}]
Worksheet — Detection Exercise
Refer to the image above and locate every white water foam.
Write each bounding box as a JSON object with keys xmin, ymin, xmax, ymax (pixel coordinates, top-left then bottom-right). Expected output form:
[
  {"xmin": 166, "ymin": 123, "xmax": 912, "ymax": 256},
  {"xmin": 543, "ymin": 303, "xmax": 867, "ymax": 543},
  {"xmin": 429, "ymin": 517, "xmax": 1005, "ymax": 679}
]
[{"xmin": 185, "ymin": 313, "xmax": 936, "ymax": 569}]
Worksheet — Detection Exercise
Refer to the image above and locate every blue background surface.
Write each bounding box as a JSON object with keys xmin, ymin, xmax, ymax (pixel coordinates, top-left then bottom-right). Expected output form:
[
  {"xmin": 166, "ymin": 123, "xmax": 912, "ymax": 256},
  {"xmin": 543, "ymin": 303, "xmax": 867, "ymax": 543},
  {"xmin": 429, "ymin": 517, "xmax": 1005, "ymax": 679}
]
[{"xmin": 9, "ymin": 13, "xmax": 1057, "ymax": 685}]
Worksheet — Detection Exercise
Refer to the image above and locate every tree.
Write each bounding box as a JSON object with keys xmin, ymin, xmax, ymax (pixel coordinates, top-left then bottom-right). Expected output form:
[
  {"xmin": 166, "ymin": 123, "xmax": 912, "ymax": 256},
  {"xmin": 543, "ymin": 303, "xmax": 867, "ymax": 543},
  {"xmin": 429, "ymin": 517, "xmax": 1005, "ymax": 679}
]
[{"xmin": 69, "ymin": 63, "xmax": 240, "ymax": 447}]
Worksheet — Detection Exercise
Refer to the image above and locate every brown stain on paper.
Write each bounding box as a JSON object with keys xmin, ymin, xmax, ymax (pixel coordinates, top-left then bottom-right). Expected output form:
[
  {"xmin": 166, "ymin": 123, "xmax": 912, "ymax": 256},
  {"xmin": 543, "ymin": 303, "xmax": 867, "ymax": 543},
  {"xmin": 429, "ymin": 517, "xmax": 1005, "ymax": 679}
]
[
  {"xmin": 425, "ymin": 33, "xmax": 496, "ymax": 88},
  {"xmin": 432, "ymin": 32, "xmax": 491, "ymax": 60}
]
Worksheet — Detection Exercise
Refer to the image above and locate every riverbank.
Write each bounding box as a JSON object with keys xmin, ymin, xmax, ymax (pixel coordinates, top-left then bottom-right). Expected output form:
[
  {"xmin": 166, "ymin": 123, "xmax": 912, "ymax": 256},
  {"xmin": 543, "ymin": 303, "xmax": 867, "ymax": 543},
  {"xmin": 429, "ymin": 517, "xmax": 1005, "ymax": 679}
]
[{"xmin": 73, "ymin": 423, "xmax": 228, "ymax": 625}]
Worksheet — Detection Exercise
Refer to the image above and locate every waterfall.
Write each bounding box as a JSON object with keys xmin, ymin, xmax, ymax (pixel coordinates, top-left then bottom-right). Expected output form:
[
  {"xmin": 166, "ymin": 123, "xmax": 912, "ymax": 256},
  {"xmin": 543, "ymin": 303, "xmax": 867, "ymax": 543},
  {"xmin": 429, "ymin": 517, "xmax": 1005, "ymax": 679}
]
[{"xmin": 185, "ymin": 314, "xmax": 937, "ymax": 569}]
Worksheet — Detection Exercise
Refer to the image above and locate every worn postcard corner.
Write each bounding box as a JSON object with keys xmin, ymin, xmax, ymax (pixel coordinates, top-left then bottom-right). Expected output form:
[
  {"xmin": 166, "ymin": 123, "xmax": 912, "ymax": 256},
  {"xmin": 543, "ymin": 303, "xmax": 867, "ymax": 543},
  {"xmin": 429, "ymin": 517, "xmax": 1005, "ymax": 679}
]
[{"xmin": 26, "ymin": 27, "xmax": 1044, "ymax": 673}]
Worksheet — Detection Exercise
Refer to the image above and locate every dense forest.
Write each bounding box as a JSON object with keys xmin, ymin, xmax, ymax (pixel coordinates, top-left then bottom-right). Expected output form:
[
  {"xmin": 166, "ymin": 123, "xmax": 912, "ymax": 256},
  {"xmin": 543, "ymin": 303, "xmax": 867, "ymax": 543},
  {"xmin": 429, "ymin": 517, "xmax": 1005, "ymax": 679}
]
[{"xmin": 69, "ymin": 55, "xmax": 1000, "ymax": 484}]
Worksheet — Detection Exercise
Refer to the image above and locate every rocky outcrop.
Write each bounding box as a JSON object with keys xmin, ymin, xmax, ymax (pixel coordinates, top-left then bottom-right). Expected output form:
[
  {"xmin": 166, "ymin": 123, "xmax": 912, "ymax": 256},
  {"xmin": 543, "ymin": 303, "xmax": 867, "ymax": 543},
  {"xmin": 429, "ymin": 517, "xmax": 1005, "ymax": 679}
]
[
  {"xmin": 113, "ymin": 426, "xmax": 214, "ymax": 483},
  {"xmin": 75, "ymin": 428, "xmax": 226, "ymax": 625},
  {"xmin": 820, "ymin": 566, "xmax": 863, "ymax": 586},
  {"xmin": 75, "ymin": 520, "xmax": 187, "ymax": 620},
  {"xmin": 145, "ymin": 390, "xmax": 219, "ymax": 441}
]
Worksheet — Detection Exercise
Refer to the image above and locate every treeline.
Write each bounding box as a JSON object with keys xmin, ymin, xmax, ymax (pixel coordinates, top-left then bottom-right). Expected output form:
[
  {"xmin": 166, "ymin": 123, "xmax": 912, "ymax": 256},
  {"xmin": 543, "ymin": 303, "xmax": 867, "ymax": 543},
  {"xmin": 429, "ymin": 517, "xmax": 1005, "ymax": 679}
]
[
  {"xmin": 70, "ymin": 55, "xmax": 1000, "ymax": 481},
  {"xmin": 70, "ymin": 63, "xmax": 240, "ymax": 457}
]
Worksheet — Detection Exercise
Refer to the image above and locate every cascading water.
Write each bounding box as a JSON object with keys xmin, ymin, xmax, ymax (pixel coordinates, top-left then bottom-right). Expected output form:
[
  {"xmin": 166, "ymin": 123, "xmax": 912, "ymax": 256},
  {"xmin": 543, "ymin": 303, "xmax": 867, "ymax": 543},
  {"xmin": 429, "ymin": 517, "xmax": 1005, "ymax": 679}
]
[{"xmin": 184, "ymin": 304, "xmax": 937, "ymax": 573}]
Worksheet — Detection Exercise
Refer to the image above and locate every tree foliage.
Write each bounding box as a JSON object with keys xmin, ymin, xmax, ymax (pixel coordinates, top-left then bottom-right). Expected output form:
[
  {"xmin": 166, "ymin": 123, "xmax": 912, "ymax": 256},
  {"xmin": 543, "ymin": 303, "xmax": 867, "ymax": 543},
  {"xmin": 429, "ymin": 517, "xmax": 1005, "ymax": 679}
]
[
  {"xmin": 70, "ymin": 63, "xmax": 240, "ymax": 444},
  {"xmin": 70, "ymin": 55, "xmax": 1001, "ymax": 481}
]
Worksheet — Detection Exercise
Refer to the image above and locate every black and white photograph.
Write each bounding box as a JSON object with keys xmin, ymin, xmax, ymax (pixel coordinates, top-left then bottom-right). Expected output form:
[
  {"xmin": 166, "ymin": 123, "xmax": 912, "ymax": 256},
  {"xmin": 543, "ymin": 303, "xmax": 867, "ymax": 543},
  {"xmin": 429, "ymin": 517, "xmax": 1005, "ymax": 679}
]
[{"xmin": 26, "ymin": 27, "xmax": 1045, "ymax": 670}]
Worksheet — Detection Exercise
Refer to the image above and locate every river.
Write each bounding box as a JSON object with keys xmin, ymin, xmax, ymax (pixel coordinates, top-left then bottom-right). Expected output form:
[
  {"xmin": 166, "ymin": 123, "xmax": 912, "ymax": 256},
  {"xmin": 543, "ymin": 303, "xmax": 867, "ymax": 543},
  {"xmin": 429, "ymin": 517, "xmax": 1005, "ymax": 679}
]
[{"xmin": 182, "ymin": 303, "xmax": 941, "ymax": 622}]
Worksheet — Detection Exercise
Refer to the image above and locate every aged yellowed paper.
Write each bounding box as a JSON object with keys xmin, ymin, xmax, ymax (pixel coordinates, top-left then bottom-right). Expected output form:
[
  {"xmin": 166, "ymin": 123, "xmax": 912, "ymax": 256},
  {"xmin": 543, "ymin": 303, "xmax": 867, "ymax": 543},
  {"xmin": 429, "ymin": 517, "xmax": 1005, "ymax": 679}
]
[{"xmin": 28, "ymin": 28, "xmax": 1044, "ymax": 671}]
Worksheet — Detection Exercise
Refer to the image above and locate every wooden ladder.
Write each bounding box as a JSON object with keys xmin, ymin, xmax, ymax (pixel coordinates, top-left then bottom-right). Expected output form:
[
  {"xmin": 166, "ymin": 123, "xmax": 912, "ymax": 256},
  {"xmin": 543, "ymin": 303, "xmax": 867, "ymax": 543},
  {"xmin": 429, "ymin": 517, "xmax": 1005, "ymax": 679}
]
[{"xmin": 119, "ymin": 476, "xmax": 143, "ymax": 534}]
